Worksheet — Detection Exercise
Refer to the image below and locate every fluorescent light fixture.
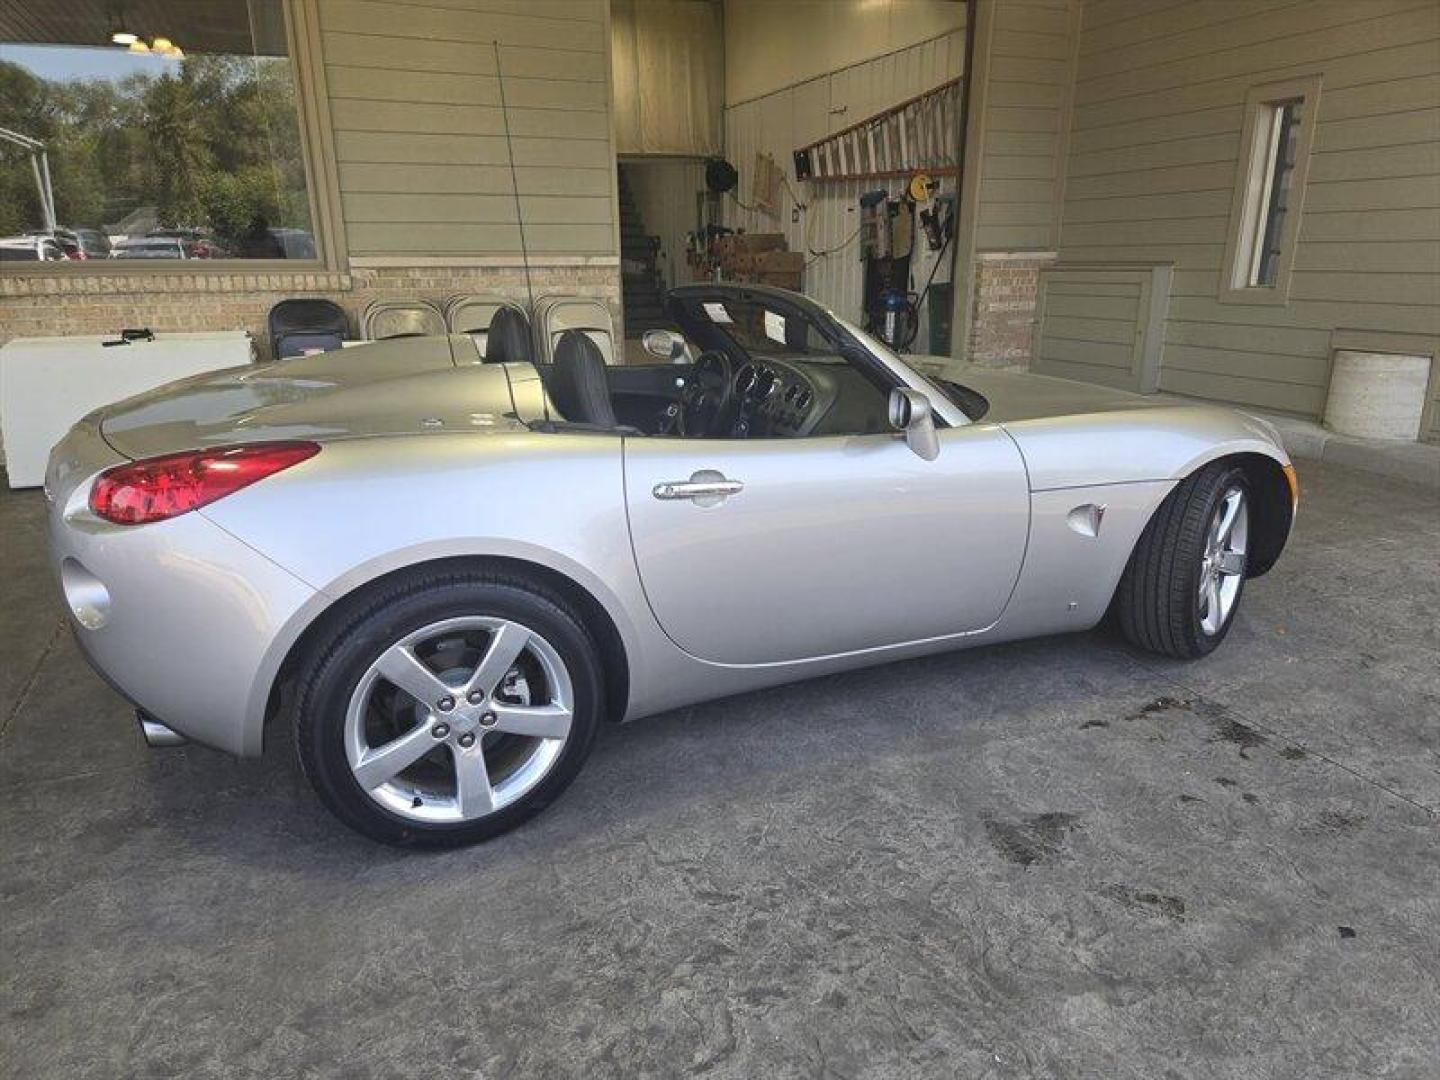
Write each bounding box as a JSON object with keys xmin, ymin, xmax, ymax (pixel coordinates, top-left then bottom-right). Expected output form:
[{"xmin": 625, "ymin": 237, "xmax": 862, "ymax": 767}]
[{"xmin": 111, "ymin": 30, "xmax": 138, "ymax": 45}]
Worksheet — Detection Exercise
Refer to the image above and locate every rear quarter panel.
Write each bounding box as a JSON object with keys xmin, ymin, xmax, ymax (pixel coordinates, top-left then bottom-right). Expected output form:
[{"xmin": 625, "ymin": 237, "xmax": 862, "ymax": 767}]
[{"xmin": 196, "ymin": 430, "xmax": 674, "ymax": 733}]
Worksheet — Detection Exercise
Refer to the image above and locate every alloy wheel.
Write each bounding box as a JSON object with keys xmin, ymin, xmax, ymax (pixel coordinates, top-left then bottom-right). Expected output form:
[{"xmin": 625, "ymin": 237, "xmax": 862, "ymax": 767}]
[
  {"xmin": 343, "ymin": 616, "xmax": 574, "ymax": 823},
  {"xmin": 1197, "ymin": 486, "xmax": 1248, "ymax": 636}
]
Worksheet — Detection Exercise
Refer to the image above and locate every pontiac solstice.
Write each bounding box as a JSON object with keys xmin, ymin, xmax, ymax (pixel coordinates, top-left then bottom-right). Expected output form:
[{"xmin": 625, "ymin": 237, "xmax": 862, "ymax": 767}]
[{"xmin": 46, "ymin": 285, "xmax": 1296, "ymax": 845}]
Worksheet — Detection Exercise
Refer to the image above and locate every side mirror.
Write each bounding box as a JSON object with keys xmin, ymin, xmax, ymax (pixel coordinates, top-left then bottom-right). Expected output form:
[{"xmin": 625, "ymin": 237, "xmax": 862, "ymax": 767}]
[
  {"xmin": 642, "ymin": 328, "xmax": 686, "ymax": 362},
  {"xmin": 889, "ymin": 387, "xmax": 940, "ymax": 461}
]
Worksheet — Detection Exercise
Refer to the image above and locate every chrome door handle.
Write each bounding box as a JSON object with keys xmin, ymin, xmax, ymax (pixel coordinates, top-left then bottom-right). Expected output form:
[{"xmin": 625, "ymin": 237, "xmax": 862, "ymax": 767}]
[{"xmin": 652, "ymin": 472, "xmax": 744, "ymax": 504}]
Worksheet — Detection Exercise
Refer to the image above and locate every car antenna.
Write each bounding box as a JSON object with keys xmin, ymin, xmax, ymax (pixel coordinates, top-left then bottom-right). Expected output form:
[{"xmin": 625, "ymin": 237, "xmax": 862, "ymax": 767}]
[{"xmin": 494, "ymin": 40, "xmax": 536, "ymax": 316}]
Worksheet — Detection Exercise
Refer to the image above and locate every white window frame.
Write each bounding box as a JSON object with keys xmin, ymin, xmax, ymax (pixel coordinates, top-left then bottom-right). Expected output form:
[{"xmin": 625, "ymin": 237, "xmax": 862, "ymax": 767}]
[{"xmin": 1219, "ymin": 75, "xmax": 1322, "ymax": 306}]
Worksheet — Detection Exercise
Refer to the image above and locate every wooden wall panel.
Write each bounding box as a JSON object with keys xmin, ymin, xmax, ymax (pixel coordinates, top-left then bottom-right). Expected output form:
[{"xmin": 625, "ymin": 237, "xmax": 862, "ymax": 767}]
[
  {"xmin": 975, "ymin": 0, "xmax": 1081, "ymax": 252},
  {"xmin": 316, "ymin": 0, "xmax": 615, "ymax": 258}
]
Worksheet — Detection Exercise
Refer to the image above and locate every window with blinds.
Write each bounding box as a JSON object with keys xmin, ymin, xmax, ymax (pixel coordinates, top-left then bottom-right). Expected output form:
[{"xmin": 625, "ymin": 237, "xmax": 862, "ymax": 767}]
[
  {"xmin": 1219, "ymin": 75, "xmax": 1322, "ymax": 306},
  {"xmin": 1249, "ymin": 100, "xmax": 1304, "ymax": 288}
]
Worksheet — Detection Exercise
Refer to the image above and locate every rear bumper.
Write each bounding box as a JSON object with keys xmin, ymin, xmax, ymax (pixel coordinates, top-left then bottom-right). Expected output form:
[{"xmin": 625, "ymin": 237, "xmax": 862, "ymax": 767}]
[{"xmin": 46, "ymin": 424, "xmax": 317, "ymax": 756}]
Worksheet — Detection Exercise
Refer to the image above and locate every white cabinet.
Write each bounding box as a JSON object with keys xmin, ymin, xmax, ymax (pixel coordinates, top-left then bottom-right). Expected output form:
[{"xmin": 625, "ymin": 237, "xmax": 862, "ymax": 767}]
[{"xmin": 0, "ymin": 331, "xmax": 254, "ymax": 488}]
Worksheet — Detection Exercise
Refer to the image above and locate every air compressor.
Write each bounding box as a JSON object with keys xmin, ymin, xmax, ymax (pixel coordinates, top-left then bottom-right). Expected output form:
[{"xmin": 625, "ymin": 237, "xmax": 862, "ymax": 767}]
[
  {"xmin": 859, "ymin": 190, "xmax": 914, "ymax": 348},
  {"xmin": 860, "ymin": 179, "xmax": 954, "ymax": 351}
]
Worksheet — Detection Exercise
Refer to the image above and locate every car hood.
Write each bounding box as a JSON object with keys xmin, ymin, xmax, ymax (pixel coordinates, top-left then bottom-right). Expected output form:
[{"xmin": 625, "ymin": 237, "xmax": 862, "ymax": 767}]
[
  {"xmin": 97, "ymin": 334, "xmax": 525, "ymax": 459},
  {"xmin": 912, "ymin": 357, "xmax": 1170, "ymax": 423}
]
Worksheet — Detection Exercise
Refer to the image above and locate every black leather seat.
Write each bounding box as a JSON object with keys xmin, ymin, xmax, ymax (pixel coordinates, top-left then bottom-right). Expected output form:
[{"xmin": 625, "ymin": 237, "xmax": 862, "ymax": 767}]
[
  {"xmin": 484, "ymin": 305, "xmax": 532, "ymax": 363},
  {"xmin": 548, "ymin": 330, "xmax": 617, "ymax": 427}
]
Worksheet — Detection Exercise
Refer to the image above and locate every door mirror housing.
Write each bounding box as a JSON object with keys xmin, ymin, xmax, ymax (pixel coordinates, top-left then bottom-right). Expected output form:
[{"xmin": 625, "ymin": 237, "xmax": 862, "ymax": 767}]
[
  {"xmin": 642, "ymin": 328, "xmax": 687, "ymax": 362},
  {"xmin": 889, "ymin": 387, "xmax": 940, "ymax": 460}
]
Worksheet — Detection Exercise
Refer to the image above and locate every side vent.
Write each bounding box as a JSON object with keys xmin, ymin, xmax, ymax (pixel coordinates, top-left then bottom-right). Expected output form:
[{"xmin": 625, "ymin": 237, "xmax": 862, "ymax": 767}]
[{"xmin": 1066, "ymin": 503, "xmax": 1107, "ymax": 539}]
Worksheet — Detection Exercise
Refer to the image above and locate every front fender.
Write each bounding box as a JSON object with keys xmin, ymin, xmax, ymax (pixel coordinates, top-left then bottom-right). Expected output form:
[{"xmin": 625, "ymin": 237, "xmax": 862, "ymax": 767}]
[{"xmin": 1003, "ymin": 405, "xmax": 1290, "ymax": 491}]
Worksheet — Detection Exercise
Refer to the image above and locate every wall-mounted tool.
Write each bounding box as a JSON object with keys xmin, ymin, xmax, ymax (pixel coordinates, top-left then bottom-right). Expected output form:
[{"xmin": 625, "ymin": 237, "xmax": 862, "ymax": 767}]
[
  {"xmin": 860, "ymin": 190, "xmax": 916, "ymax": 348},
  {"xmin": 920, "ymin": 193, "xmax": 954, "ymax": 252}
]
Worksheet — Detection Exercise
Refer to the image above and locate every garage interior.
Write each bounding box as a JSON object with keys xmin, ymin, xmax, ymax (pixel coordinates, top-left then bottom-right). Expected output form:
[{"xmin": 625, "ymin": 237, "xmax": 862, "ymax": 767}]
[{"xmin": 3, "ymin": 0, "xmax": 1440, "ymax": 1075}]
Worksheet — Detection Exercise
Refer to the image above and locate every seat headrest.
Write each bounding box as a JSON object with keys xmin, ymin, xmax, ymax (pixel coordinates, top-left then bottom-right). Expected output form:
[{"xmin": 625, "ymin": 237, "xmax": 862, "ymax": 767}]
[
  {"xmin": 485, "ymin": 305, "xmax": 532, "ymax": 363},
  {"xmin": 549, "ymin": 330, "xmax": 616, "ymax": 427}
]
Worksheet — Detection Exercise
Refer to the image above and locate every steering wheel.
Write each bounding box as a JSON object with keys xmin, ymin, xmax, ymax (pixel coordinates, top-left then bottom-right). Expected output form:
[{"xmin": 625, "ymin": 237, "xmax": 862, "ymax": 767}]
[{"xmin": 679, "ymin": 350, "xmax": 734, "ymax": 436}]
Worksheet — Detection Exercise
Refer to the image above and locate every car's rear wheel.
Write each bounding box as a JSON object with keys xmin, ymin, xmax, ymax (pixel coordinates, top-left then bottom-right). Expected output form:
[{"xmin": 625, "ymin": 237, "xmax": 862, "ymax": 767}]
[
  {"xmin": 1115, "ymin": 462, "xmax": 1251, "ymax": 659},
  {"xmin": 295, "ymin": 572, "xmax": 603, "ymax": 847}
]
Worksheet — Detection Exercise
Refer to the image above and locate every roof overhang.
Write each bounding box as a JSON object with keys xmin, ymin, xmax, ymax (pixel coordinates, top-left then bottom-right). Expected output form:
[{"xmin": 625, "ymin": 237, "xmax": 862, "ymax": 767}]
[{"xmin": 0, "ymin": 0, "xmax": 286, "ymax": 57}]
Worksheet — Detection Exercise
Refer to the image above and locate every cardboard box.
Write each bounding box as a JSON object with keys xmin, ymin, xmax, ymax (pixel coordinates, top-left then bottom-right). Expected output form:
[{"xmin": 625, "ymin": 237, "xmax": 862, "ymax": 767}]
[
  {"xmin": 756, "ymin": 270, "xmax": 804, "ymax": 291},
  {"xmin": 733, "ymin": 233, "xmax": 787, "ymax": 254},
  {"xmin": 753, "ymin": 250, "xmax": 805, "ymax": 274}
]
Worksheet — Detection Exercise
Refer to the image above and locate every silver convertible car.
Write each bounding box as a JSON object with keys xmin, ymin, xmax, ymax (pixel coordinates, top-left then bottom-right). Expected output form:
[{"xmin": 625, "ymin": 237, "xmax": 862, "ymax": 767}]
[{"xmin": 46, "ymin": 285, "xmax": 1297, "ymax": 846}]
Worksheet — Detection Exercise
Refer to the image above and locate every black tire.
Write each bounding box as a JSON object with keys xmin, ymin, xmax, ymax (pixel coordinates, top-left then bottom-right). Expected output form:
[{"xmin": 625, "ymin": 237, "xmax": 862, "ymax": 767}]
[
  {"xmin": 1115, "ymin": 462, "xmax": 1251, "ymax": 659},
  {"xmin": 295, "ymin": 570, "xmax": 604, "ymax": 847}
]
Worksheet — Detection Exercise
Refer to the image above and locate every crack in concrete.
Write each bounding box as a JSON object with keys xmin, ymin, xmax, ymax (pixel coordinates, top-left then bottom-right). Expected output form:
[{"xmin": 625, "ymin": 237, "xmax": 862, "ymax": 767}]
[
  {"xmin": 1144, "ymin": 662, "xmax": 1438, "ymax": 820},
  {"xmin": 0, "ymin": 617, "xmax": 64, "ymax": 744}
]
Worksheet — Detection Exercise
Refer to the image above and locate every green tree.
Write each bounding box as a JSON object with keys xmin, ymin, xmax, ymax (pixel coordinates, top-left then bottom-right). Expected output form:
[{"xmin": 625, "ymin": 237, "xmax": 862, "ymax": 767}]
[{"xmin": 0, "ymin": 47, "xmax": 312, "ymax": 246}]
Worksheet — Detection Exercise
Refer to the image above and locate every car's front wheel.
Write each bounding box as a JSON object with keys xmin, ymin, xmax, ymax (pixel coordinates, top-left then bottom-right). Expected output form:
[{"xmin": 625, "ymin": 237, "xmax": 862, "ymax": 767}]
[
  {"xmin": 1115, "ymin": 461, "xmax": 1251, "ymax": 659},
  {"xmin": 295, "ymin": 571, "xmax": 603, "ymax": 847}
]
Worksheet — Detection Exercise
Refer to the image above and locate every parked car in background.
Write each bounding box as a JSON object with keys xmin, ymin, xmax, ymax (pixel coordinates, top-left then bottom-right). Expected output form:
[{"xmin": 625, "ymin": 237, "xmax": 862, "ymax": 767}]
[
  {"xmin": 143, "ymin": 228, "xmax": 224, "ymax": 259},
  {"xmin": 111, "ymin": 237, "xmax": 189, "ymax": 260},
  {"xmin": 0, "ymin": 235, "xmax": 66, "ymax": 261},
  {"xmin": 68, "ymin": 228, "xmax": 113, "ymax": 259},
  {"xmin": 25, "ymin": 228, "xmax": 112, "ymax": 260}
]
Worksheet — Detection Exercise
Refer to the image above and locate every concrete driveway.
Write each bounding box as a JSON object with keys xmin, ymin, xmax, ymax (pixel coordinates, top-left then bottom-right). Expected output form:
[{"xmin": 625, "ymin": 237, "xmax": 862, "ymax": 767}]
[{"xmin": 2, "ymin": 459, "xmax": 1437, "ymax": 1079}]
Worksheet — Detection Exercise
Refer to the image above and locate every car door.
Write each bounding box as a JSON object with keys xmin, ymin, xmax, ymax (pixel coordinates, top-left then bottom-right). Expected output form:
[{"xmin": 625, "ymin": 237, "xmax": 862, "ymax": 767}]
[{"xmin": 622, "ymin": 424, "xmax": 1030, "ymax": 665}]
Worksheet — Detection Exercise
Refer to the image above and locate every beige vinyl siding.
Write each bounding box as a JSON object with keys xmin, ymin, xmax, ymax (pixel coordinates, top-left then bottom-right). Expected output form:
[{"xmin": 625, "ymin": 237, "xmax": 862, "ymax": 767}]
[
  {"xmin": 1428, "ymin": 363, "xmax": 1440, "ymax": 443},
  {"xmin": 1054, "ymin": 0, "xmax": 1440, "ymax": 418},
  {"xmin": 1033, "ymin": 264, "xmax": 1170, "ymax": 389},
  {"xmin": 316, "ymin": 0, "xmax": 616, "ymax": 258},
  {"xmin": 1035, "ymin": 276, "xmax": 1144, "ymax": 384},
  {"xmin": 975, "ymin": 0, "xmax": 1080, "ymax": 251}
]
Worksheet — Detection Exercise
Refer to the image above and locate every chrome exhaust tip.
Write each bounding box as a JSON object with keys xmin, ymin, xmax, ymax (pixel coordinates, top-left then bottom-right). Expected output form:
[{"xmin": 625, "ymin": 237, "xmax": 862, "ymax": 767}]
[{"xmin": 137, "ymin": 710, "xmax": 186, "ymax": 748}]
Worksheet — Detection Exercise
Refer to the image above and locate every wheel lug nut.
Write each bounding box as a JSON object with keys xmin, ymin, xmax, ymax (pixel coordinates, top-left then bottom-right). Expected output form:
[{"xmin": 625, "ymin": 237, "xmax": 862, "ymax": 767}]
[
  {"xmin": 466, "ymin": 690, "xmax": 484, "ymax": 705},
  {"xmin": 436, "ymin": 696, "xmax": 455, "ymax": 712},
  {"xmin": 457, "ymin": 732, "xmax": 476, "ymax": 748},
  {"xmin": 479, "ymin": 712, "xmax": 498, "ymax": 729},
  {"xmin": 431, "ymin": 723, "xmax": 450, "ymax": 739}
]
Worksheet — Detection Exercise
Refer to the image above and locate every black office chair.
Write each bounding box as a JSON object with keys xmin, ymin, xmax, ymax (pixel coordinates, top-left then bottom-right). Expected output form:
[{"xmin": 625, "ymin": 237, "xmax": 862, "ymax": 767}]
[{"xmin": 268, "ymin": 298, "xmax": 348, "ymax": 360}]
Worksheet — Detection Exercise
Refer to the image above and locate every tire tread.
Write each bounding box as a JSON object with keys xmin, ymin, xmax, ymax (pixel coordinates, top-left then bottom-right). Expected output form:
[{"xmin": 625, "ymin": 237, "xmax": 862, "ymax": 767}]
[{"xmin": 1116, "ymin": 462, "xmax": 1247, "ymax": 660}]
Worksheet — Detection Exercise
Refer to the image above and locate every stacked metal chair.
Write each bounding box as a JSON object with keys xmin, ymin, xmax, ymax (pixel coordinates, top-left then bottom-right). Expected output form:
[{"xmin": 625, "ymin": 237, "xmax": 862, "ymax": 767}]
[
  {"xmin": 361, "ymin": 298, "xmax": 447, "ymax": 340},
  {"xmin": 531, "ymin": 296, "xmax": 617, "ymax": 365},
  {"xmin": 442, "ymin": 294, "xmax": 526, "ymax": 357}
]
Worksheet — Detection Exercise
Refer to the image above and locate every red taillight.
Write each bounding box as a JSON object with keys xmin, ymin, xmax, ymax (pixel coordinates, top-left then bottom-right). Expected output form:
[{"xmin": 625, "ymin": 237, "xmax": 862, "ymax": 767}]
[{"xmin": 89, "ymin": 441, "xmax": 319, "ymax": 525}]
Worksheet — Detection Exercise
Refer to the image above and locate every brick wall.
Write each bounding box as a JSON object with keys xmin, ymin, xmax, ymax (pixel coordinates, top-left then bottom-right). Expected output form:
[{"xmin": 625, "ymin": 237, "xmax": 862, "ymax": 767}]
[
  {"xmin": 0, "ymin": 264, "xmax": 622, "ymax": 357},
  {"xmin": 968, "ymin": 253, "xmax": 1055, "ymax": 368}
]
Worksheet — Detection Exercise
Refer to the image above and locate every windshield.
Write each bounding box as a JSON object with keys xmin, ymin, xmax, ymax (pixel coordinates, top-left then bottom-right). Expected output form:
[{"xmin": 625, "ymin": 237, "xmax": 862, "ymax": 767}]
[
  {"xmin": 920, "ymin": 374, "xmax": 990, "ymax": 421},
  {"xmin": 832, "ymin": 314, "xmax": 990, "ymax": 423},
  {"xmin": 688, "ymin": 297, "xmax": 846, "ymax": 363}
]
